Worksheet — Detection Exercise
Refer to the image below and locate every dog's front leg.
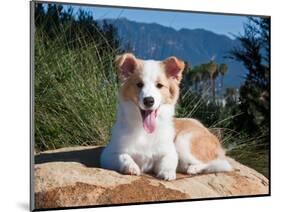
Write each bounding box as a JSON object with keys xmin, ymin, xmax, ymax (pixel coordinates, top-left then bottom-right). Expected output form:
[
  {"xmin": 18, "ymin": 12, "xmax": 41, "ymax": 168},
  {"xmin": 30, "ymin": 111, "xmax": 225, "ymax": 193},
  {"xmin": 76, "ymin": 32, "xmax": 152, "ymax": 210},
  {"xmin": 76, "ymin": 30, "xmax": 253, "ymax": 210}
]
[
  {"xmin": 119, "ymin": 153, "xmax": 141, "ymax": 176},
  {"xmin": 154, "ymin": 152, "xmax": 178, "ymax": 181},
  {"xmin": 101, "ymin": 152, "xmax": 141, "ymax": 176}
]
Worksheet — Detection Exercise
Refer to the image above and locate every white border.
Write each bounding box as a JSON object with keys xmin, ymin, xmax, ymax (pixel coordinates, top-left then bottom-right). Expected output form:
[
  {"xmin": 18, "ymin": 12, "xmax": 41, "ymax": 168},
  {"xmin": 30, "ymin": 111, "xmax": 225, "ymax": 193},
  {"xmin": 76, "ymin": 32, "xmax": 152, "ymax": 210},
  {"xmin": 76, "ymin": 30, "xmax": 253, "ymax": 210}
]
[{"xmin": 0, "ymin": 0, "xmax": 280, "ymax": 211}]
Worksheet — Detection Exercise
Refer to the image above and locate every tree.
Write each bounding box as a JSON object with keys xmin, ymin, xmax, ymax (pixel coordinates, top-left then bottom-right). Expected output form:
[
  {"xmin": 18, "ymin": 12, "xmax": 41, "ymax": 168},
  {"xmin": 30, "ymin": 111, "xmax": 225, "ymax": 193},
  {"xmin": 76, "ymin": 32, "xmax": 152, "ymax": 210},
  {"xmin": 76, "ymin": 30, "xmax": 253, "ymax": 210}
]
[
  {"xmin": 224, "ymin": 88, "xmax": 237, "ymax": 106},
  {"xmin": 187, "ymin": 61, "xmax": 224, "ymax": 99},
  {"xmin": 35, "ymin": 3, "xmax": 120, "ymax": 53},
  {"xmin": 206, "ymin": 61, "xmax": 218, "ymax": 101},
  {"xmin": 218, "ymin": 63, "xmax": 228, "ymax": 95},
  {"xmin": 229, "ymin": 17, "xmax": 270, "ymax": 137},
  {"xmin": 189, "ymin": 68, "xmax": 201, "ymax": 92}
]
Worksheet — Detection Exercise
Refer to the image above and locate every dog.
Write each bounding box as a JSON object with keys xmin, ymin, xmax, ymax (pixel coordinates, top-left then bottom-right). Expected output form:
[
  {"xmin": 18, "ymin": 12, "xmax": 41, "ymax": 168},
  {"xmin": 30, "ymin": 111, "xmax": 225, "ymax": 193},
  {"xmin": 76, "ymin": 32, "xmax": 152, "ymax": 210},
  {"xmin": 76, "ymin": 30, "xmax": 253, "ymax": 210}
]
[{"xmin": 100, "ymin": 53, "xmax": 232, "ymax": 180}]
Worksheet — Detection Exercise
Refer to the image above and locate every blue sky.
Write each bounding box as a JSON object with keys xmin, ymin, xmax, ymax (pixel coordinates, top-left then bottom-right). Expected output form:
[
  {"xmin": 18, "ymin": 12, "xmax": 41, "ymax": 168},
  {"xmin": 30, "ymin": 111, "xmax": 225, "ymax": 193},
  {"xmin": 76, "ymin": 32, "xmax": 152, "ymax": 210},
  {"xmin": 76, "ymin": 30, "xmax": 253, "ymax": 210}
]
[
  {"xmin": 43, "ymin": 3, "xmax": 249, "ymax": 38},
  {"xmin": 65, "ymin": 5, "xmax": 248, "ymax": 39}
]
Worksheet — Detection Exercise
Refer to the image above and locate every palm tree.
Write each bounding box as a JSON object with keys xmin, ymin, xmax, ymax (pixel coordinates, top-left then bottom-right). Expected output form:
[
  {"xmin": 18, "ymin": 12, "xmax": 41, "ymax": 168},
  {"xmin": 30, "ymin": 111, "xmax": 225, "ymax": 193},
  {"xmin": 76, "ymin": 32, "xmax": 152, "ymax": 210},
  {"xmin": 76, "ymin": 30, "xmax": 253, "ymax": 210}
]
[
  {"xmin": 218, "ymin": 63, "xmax": 228, "ymax": 96},
  {"xmin": 224, "ymin": 88, "xmax": 236, "ymax": 105},
  {"xmin": 200, "ymin": 69, "xmax": 210, "ymax": 94},
  {"xmin": 206, "ymin": 61, "xmax": 218, "ymax": 101},
  {"xmin": 189, "ymin": 71, "xmax": 201, "ymax": 92},
  {"xmin": 188, "ymin": 65, "xmax": 203, "ymax": 93}
]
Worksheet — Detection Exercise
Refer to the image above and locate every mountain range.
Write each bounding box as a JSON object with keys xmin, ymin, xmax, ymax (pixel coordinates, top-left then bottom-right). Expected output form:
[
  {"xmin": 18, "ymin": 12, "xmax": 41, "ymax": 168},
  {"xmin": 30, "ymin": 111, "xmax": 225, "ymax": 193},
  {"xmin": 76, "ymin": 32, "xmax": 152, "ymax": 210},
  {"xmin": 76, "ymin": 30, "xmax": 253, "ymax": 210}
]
[{"xmin": 101, "ymin": 18, "xmax": 246, "ymax": 88}]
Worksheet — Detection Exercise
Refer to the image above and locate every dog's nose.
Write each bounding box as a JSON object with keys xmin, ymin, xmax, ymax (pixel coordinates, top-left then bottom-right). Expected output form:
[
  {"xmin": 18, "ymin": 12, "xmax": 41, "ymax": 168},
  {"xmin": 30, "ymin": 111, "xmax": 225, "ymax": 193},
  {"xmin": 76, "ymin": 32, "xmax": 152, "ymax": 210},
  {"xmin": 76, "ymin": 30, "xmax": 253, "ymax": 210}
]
[{"xmin": 143, "ymin": 96, "xmax": 154, "ymax": 108}]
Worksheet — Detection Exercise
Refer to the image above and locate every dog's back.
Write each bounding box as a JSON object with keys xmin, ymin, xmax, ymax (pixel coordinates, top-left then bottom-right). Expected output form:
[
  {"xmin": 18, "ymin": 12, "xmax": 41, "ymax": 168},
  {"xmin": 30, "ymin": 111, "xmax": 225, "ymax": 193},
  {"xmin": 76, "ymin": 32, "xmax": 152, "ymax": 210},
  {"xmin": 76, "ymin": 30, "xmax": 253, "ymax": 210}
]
[{"xmin": 174, "ymin": 118, "xmax": 232, "ymax": 174}]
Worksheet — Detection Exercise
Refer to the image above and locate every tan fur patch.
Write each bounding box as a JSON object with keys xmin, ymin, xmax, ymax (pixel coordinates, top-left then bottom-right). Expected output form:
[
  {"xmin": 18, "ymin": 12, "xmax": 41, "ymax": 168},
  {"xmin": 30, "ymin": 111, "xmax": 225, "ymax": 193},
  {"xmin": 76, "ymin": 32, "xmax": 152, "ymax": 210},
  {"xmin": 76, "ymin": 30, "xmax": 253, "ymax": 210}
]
[
  {"xmin": 174, "ymin": 118, "xmax": 224, "ymax": 162},
  {"xmin": 156, "ymin": 72, "xmax": 180, "ymax": 104},
  {"xmin": 120, "ymin": 66, "xmax": 143, "ymax": 104},
  {"xmin": 168, "ymin": 81, "xmax": 179, "ymax": 104},
  {"xmin": 115, "ymin": 53, "xmax": 145, "ymax": 103}
]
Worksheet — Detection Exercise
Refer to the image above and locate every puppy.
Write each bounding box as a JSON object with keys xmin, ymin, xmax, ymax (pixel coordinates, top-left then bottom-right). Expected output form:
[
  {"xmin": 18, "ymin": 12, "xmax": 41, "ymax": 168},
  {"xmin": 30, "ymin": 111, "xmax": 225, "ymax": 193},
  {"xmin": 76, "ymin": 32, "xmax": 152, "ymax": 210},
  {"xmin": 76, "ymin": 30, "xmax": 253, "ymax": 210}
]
[{"xmin": 100, "ymin": 53, "xmax": 232, "ymax": 180}]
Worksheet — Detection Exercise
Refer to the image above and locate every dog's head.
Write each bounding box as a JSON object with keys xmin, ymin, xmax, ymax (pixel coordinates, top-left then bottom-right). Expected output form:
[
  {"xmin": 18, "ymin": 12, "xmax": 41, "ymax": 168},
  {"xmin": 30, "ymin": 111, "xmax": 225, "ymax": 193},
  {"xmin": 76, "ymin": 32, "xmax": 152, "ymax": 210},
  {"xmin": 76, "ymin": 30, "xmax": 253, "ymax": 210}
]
[{"xmin": 115, "ymin": 53, "xmax": 185, "ymax": 133}]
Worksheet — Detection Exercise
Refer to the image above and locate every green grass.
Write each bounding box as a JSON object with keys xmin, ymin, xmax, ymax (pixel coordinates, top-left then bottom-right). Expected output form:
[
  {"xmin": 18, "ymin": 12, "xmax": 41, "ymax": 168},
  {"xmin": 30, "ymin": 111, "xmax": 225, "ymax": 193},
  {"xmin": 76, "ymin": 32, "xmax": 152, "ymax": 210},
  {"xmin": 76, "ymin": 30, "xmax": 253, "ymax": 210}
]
[
  {"xmin": 34, "ymin": 27, "xmax": 269, "ymax": 178},
  {"xmin": 211, "ymin": 127, "xmax": 269, "ymax": 178},
  {"xmin": 35, "ymin": 29, "xmax": 119, "ymax": 151}
]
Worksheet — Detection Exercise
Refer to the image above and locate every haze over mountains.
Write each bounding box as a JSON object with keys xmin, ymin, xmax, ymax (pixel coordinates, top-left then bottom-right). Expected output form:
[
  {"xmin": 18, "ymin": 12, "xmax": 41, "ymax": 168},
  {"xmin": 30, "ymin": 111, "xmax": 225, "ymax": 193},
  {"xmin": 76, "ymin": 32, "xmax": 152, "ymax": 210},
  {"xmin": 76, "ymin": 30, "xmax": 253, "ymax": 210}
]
[{"xmin": 101, "ymin": 18, "xmax": 246, "ymax": 88}]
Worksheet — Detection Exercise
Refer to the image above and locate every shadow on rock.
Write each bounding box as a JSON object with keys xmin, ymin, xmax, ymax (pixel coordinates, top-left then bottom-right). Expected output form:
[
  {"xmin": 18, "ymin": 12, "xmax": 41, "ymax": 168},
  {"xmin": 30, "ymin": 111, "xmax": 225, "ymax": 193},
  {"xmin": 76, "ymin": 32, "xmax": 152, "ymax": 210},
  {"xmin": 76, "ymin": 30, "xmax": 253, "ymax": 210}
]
[{"xmin": 35, "ymin": 146, "xmax": 104, "ymax": 168}]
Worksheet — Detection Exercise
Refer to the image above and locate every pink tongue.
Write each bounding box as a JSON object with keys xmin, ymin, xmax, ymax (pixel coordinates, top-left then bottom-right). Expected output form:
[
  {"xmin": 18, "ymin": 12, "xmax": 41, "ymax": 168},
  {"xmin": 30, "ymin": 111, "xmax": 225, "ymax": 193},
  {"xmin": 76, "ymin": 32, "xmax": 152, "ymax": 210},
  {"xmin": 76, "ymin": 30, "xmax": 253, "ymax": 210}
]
[{"xmin": 143, "ymin": 110, "xmax": 156, "ymax": 133}]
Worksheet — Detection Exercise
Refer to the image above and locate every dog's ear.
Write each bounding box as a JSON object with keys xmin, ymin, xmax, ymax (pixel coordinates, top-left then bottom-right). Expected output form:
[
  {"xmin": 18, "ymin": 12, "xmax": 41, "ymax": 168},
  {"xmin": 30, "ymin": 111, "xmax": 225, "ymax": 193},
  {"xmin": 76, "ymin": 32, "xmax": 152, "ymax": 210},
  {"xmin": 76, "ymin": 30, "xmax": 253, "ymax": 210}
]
[
  {"xmin": 115, "ymin": 53, "xmax": 138, "ymax": 80},
  {"xmin": 162, "ymin": 56, "xmax": 185, "ymax": 82}
]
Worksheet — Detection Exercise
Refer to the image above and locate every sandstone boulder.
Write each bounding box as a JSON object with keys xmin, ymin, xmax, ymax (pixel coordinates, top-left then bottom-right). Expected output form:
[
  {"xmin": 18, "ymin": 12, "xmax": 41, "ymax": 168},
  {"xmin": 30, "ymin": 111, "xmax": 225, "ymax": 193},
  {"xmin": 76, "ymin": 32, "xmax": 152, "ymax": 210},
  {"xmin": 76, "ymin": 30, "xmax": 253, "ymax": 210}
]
[{"xmin": 34, "ymin": 146, "xmax": 269, "ymax": 209}]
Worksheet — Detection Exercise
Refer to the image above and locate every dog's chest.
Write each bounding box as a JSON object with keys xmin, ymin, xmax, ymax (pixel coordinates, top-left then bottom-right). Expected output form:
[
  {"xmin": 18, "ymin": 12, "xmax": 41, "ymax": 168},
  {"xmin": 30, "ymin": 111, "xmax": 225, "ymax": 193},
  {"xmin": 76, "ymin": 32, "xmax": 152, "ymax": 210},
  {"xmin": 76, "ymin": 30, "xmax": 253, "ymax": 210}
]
[
  {"xmin": 126, "ymin": 129, "xmax": 173, "ymax": 170},
  {"xmin": 128, "ymin": 137, "xmax": 157, "ymax": 172}
]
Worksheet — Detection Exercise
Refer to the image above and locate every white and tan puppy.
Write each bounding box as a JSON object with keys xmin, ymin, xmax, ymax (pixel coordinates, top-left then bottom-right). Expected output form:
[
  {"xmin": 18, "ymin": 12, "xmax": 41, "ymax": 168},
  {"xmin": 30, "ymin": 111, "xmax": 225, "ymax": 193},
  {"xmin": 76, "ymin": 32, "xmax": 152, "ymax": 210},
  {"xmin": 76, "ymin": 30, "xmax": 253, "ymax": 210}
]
[{"xmin": 100, "ymin": 53, "xmax": 232, "ymax": 180}]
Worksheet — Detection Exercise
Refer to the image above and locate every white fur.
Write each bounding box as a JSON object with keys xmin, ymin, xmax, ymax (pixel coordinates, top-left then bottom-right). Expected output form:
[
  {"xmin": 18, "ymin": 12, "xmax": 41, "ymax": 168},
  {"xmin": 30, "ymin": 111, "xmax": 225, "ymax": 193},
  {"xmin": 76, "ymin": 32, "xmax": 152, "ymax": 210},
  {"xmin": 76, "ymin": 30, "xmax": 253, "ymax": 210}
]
[
  {"xmin": 175, "ymin": 132, "xmax": 232, "ymax": 174},
  {"xmin": 204, "ymin": 159, "xmax": 233, "ymax": 173},
  {"xmin": 138, "ymin": 61, "xmax": 162, "ymax": 110},
  {"xmin": 100, "ymin": 60, "xmax": 178, "ymax": 180}
]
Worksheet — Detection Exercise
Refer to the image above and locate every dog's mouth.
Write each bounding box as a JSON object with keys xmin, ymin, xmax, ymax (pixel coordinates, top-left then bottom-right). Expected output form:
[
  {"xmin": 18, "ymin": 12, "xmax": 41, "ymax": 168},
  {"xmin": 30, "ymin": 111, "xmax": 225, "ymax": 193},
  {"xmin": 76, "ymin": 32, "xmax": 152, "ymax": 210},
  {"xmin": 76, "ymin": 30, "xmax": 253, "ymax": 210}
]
[{"xmin": 140, "ymin": 108, "xmax": 159, "ymax": 134}]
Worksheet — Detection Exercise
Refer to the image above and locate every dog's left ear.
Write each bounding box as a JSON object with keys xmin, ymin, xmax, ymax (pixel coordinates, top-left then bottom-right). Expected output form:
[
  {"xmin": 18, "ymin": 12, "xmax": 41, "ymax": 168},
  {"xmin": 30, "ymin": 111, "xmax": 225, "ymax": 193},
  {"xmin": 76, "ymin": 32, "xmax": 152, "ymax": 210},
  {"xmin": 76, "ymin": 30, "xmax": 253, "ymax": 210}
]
[{"xmin": 162, "ymin": 56, "xmax": 185, "ymax": 82}]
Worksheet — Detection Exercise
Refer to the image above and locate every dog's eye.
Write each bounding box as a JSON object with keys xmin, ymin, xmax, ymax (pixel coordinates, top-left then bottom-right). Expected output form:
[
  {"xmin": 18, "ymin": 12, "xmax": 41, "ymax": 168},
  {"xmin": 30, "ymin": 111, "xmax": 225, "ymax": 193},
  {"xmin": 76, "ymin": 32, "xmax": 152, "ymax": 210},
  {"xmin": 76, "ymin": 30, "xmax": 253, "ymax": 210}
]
[
  {"xmin": 156, "ymin": 83, "xmax": 163, "ymax": 89},
  {"xmin": 137, "ymin": 82, "xmax": 144, "ymax": 88}
]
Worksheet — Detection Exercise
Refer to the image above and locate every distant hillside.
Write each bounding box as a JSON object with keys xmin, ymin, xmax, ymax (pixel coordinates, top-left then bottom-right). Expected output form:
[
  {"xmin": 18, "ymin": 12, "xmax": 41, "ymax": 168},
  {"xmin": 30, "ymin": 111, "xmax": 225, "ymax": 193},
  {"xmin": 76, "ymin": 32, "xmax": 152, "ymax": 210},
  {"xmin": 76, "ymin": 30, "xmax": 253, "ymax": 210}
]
[{"xmin": 100, "ymin": 18, "xmax": 246, "ymax": 88}]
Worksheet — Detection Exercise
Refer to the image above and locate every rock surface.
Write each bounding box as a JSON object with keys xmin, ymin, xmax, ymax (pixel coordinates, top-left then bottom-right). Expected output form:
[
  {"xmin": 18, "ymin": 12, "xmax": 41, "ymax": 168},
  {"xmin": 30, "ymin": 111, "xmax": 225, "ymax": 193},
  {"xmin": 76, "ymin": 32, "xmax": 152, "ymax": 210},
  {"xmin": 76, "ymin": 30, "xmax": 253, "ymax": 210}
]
[{"xmin": 34, "ymin": 146, "xmax": 269, "ymax": 209}]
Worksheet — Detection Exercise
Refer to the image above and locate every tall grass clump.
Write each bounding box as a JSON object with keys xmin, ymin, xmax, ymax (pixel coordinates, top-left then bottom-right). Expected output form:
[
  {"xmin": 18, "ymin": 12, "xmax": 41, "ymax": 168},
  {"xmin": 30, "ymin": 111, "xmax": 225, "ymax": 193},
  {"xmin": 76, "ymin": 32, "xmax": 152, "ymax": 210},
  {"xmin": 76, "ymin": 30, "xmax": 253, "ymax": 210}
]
[
  {"xmin": 221, "ymin": 130, "xmax": 269, "ymax": 178},
  {"xmin": 35, "ymin": 26, "xmax": 119, "ymax": 152}
]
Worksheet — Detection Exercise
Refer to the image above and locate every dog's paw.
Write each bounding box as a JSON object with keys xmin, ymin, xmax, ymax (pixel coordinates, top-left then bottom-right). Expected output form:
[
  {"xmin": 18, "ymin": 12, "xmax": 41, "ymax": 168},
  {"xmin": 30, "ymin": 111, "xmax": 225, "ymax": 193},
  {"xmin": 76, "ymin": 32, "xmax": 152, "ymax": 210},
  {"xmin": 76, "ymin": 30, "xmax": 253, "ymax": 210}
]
[
  {"xmin": 157, "ymin": 170, "xmax": 176, "ymax": 181},
  {"xmin": 121, "ymin": 163, "xmax": 141, "ymax": 176}
]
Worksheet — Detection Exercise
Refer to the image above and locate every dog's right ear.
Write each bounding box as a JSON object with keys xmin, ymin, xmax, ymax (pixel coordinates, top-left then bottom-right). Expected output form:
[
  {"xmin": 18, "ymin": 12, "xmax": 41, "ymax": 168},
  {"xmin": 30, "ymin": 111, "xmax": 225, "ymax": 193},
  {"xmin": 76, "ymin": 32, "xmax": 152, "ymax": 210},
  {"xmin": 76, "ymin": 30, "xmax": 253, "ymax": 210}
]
[{"xmin": 115, "ymin": 53, "xmax": 138, "ymax": 80}]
